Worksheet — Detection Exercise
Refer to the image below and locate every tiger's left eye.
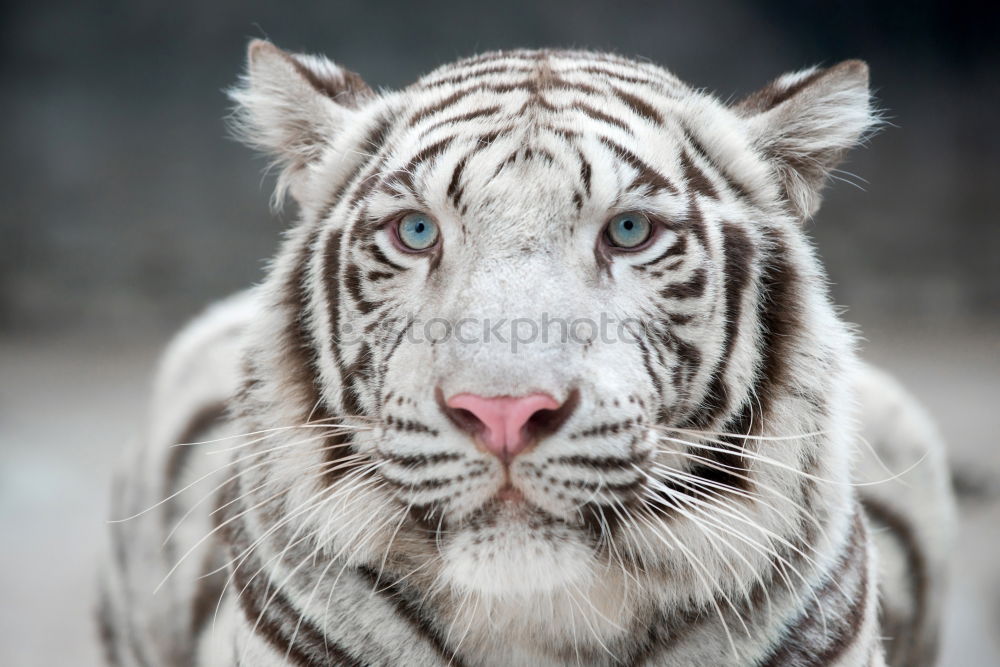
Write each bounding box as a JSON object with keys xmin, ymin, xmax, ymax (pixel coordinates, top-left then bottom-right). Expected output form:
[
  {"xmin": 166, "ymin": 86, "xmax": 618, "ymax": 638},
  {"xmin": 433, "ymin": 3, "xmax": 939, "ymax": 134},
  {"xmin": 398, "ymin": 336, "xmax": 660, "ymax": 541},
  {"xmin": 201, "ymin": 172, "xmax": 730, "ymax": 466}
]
[
  {"xmin": 605, "ymin": 211, "xmax": 653, "ymax": 249},
  {"xmin": 396, "ymin": 212, "xmax": 440, "ymax": 251}
]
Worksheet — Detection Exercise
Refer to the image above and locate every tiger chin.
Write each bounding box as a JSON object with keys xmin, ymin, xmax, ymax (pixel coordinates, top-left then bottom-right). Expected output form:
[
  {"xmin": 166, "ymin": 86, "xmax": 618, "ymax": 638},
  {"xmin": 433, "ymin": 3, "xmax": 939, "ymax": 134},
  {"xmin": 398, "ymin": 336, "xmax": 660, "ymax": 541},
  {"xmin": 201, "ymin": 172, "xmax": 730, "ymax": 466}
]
[{"xmin": 100, "ymin": 41, "xmax": 955, "ymax": 667}]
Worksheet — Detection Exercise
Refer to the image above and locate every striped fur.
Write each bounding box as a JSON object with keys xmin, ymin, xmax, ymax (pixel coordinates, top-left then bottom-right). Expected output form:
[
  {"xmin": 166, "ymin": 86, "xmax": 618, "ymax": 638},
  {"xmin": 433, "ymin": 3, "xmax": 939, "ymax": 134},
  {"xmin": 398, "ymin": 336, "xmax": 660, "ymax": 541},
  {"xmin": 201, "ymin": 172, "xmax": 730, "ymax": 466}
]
[{"xmin": 101, "ymin": 42, "xmax": 954, "ymax": 666}]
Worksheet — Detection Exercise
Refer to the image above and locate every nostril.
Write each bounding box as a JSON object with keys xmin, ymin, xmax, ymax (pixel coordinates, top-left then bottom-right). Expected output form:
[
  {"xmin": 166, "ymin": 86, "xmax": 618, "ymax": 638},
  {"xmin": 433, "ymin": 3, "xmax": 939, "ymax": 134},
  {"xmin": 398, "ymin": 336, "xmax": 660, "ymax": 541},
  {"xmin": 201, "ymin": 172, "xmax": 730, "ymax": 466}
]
[
  {"xmin": 524, "ymin": 389, "xmax": 580, "ymax": 441},
  {"xmin": 435, "ymin": 388, "xmax": 486, "ymax": 437},
  {"xmin": 446, "ymin": 406, "xmax": 484, "ymax": 438}
]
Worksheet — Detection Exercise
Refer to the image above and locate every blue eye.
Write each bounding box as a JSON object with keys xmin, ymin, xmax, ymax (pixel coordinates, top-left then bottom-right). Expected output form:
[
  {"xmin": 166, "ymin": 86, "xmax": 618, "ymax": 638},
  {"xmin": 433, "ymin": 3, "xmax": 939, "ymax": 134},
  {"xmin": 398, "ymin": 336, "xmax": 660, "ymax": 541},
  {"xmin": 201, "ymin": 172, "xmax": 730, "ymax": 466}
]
[
  {"xmin": 606, "ymin": 211, "xmax": 652, "ymax": 249},
  {"xmin": 396, "ymin": 212, "xmax": 440, "ymax": 251}
]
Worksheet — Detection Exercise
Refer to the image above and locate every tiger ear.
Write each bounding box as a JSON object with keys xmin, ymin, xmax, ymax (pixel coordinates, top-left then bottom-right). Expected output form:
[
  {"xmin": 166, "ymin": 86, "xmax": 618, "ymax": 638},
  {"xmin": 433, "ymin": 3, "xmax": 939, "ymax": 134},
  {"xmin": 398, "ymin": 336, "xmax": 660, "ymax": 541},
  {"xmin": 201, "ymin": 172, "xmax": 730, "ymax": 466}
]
[
  {"xmin": 228, "ymin": 39, "xmax": 374, "ymax": 205},
  {"xmin": 733, "ymin": 60, "xmax": 876, "ymax": 220}
]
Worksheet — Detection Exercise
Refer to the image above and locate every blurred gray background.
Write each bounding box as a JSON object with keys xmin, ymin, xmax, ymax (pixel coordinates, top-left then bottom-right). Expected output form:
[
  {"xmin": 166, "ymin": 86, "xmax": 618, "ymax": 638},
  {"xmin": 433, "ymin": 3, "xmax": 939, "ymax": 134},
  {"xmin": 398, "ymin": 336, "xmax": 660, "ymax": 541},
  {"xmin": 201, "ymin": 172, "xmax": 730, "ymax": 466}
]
[{"xmin": 1, "ymin": 1, "xmax": 997, "ymax": 665}]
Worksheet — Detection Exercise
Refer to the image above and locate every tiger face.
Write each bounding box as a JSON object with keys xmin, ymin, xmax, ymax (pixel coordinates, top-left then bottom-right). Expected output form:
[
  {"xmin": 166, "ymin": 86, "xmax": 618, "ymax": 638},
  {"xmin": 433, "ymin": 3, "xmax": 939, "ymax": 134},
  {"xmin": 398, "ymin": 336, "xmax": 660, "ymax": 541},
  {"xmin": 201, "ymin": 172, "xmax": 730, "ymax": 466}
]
[{"xmin": 231, "ymin": 42, "xmax": 873, "ymax": 612}]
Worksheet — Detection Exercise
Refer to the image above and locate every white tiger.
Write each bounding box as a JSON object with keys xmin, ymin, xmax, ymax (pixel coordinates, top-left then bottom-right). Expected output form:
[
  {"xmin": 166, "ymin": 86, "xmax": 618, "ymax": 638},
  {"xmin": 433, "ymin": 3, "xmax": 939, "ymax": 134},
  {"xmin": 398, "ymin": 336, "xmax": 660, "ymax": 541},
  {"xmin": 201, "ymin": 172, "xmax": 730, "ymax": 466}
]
[{"xmin": 99, "ymin": 40, "xmax": 955, "ymax": 666}]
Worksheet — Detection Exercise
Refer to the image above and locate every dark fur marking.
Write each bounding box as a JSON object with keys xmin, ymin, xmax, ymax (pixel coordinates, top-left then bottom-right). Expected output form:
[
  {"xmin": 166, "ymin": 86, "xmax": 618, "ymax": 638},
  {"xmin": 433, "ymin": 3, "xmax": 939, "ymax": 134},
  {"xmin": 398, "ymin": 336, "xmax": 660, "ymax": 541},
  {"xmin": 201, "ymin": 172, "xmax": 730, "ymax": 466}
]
[
  {"xmin": 368, "ymin": 243, "xmax": 406, "ymax": 272},
  {"xmin": 678, "ymin": 123, "xmax": 752, "ymax": 202},
  {"xmin": 573, "ymin": 65, "xmax": 673, "ymax": 89},
  {"xmin": 600, "ymin": 137, "xmax": 677, "ymax": 195},
  {"xmin": 638, "ymin": 233, "xmax": 688, "ymax": 268},
  {"xmin": 233, "ymin": 552, "xmax": 363, "ymax": 666},
  {"xmin": 447, "ymin": 155, "xmax": 468, "ymax": 207},
  {"xmin": 162, "ymin": 401, "xmax": 228, "ymax": 529},
  {"xmin": 356, "ymin": 566, "xmax": 469, "ymax": 666},
  {"xmin": 577, "ymin": 150, "xmax": 593, "ymax": 197},
  {"xmin": 679, "ymin": 149, "xmax": 719, "ymax": 199},
  {"xmin": 861, "ymin": 495, "xmax": 935, "ymax": 666},
  {"xmin": 344, "ymin": 261, "xmax": 380, "ymax": 315},
  {"xmin": 316, "ymin": 228, "xmax": 362, "ymax": 483},
  {"xmin": 419, "ymin": 105, "xmax": 505, "ymax": 139},
  {"xmin": 609, "ymin": 84, "xmax": 664, "ymax": 125},
  {"xmin": 688, "ymin": 222, "xmax": 755, "ymax": 427},
  {"xmin": 659, "ymin": 268, "xmax": 707, "ymax": 300},
  {"xmin": 758, "ymin": 511, "xmax": 870, "ymax": 666},
  {"xmin": 736, "ymin": 68, "xmax": 828, "ymax": 115},
  {"xmin": 573, "ymin": 102, "xmax": 633, "ymax": 133},
  {"xmin": 383, "ymin": 451, "xmax": 461, "ymax": 467},
  {"xmin": 421, "ymin": 64, "xmax": 533, "ymax": 88},
  {"xmin": 287, "ymin": 56, "xmax": 372, "ymax": 109}
]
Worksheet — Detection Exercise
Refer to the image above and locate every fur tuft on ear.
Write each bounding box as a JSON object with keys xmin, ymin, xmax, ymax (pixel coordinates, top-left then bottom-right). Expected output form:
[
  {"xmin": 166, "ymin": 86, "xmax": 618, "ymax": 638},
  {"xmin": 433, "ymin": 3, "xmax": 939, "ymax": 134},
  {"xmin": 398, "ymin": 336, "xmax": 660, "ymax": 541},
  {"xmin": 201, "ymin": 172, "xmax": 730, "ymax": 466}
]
[
  {"xmin": 228, "ymin": 39, "xmax": 374, "ymax": 206},
  {"xmin": 734, "ymin": 60, "xmax": 877, "ymax": 220}
]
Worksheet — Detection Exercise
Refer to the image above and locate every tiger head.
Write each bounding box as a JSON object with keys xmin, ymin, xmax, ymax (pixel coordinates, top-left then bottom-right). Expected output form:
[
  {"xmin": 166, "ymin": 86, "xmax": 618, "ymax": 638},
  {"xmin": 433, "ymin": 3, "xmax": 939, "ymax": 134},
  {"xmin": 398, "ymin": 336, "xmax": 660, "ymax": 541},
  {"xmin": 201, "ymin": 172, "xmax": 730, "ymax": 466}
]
[{"xmin": 230, "ymin": 41, "xmax": 874, "ymax": 630}]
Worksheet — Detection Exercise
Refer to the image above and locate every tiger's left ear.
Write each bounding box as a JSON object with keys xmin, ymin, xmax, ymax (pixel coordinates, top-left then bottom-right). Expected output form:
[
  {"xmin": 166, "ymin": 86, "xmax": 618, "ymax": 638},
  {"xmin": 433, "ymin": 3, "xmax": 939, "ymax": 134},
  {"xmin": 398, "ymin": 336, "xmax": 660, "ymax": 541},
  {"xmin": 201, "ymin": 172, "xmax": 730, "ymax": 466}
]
[
  {"xmin": 734, "ymin": 60, "xmax": 876, "ymax": 220},
  {"xmin": 228, "ymin": 40, "xmax": 375, "ymax": 205}
]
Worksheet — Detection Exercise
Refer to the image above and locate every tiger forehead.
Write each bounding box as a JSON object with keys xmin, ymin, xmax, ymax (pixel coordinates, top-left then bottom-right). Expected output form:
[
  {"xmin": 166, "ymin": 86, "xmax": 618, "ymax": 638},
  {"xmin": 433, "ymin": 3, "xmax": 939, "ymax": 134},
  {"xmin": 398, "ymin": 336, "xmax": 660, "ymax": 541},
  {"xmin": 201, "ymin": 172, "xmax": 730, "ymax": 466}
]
[
  {"xmin": 397, "ymin": 49, "xmax": 691, "ymax": 137},
  {"xmin": 353, "ymin": 50, "xmax": 718, "ymax": 232},
  {"xmin": 411, "ymin": 49, "xmax": 686, "ymax": 94}
]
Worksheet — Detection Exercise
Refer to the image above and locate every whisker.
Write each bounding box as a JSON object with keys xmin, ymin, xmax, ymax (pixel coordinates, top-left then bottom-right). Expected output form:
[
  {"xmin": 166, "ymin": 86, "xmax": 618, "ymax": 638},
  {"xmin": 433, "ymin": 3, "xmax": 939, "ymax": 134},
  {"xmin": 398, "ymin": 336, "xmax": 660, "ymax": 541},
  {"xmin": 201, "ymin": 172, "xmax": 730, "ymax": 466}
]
[{"xmin": 652, "ymin": 432, "xmax": 928, "ymax": 487}]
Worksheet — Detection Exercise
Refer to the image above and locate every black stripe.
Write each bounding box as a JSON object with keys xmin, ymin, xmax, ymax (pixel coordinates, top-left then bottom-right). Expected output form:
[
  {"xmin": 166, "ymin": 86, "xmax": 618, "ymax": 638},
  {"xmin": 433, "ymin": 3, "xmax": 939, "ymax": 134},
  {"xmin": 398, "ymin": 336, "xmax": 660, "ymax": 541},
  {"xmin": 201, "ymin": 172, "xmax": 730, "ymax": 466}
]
[
  {"xmin": 418, "ymin": 104, "xmax": 505, "ymax": 138},
  {"xmin": 601, "ymin": 137, "xmax": 677, "ymax": 195},
  {"xmin": 574, "ymin": 101, "xmax": 633, "ymax": 133},
  {"xmin": 367, "ymin": 243, "xmax": 406, "ymax": 272},
  {"xmin": 220, "ymin": 486, "xmax": 364, "ymax": 667},
  {"xmin": 635, "ymin": 334, "xmax": 663, "ymax": 402},
  {"xmin": 610, "ymin": 84, "xmax": 664, "ymax": 124},
  {"xmin": 421, "ymin": 65, "xmax": 534, "ymax": 89},
  {"xmin": 392, "ymin": 135, "xmax": 456, "ymax": 192},
  {"xmin": 161, "ymin": 400, "xmax": 228, "ymax": 531},
  {"xmin": 339, "ymin": 342, "xmax": 369, "ymax": 417},
  {"xmin": 678, "ymin": 122, "xmax": 752, "ymax": 201},
  {"xmin": 576, "ymin": 149, "xmax": 593, "ymax": 197},
  {"xmin": 638, "ymin": 233, "xmax": 688, "ymax": 269},
  {"xmin": 758, "ymin": 510, "xmax": 871, "ymax": 666},
  {"xmin": 96, "ymin": 585, "xmax": 126, "ymax": 667},
  {"xmin": 737, "ymin": 68, "xmax": 828, "ymax": 114},
  {"xmin": 384, "ymin": 414, "xmax": 439, "ymax": 436},
  {"xmin": 751, "ymin": 228, "xmax": 803, "ymax": 425},
  {"xmin": 314, "ymin": 227, "xmax": 362, "ymax": 482},
  {"xmin": 408, "ymin": 80, "xmax": 557, "ymax": 125},
  {"xmin": 551, "ymin": 453, "xmax": 642, "ymax": 470},
  {"xmin": 541, "ymin": 123, "xmax": 581, "ymax": 140},
  {"xmin": 447, "ymin": 154, "xmax": 468, "ymax": 207},
  {"xmin": 409, "ymin": 89, "xmax": 473, "ymax": 125},
  {"xmin": 323, "ymin": 229, "xmax": 345, "ymax": 371},
  {"xmin": 234, "ymin": 558, "xmax": 363, "ymax": 667},
  {"xmin": 572, "ymin": 65, "xmax": 673, "ymax": 89},
  {"xmin": 687, "ymin": 222, "xmax": 755, "ymax": 428},
  {"xmin": 381, "ymin": 451, "xmax": 462, "ymax": 467},
  {"xmin": 861, "ymin": 494, "xmax": 935, "ymax": 666},
  {"xmin": 679, "ymin": 149, "xmax": 719, "ymax": 199},
  {"xmin": 356, "ymin": 566, "xmax": 467, "ymax": 666},
  {"xmin": 659, "ymin": 267, "xmax": 706, "ymax": 300},
  {"xmin": 316, "ymin": 114, "xmax": 393, "ymax": 222},
  {"xmin": 570, "ymin": 418, "xmax": 640, "ymax": 439},
  {"xmin": 344, "ymin": 261, "xmax": 379, "ymax": 315}
]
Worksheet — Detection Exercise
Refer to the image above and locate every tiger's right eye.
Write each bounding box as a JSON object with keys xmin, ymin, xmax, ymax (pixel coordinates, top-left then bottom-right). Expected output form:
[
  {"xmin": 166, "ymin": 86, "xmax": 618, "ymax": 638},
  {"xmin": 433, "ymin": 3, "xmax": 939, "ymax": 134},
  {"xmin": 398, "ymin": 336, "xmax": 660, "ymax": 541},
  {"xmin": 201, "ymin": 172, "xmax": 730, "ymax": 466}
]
[{"xmin": 395, "ymin": 212, "xmax": 440, "ymax": 252}]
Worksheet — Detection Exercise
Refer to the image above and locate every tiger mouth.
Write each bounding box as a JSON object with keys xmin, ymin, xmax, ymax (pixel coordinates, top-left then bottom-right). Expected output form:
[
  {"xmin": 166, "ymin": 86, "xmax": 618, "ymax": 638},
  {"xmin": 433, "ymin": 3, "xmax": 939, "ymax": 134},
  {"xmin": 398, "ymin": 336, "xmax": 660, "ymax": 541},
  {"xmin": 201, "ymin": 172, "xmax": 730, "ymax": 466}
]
[
  {"xmin": 461, "ymin": 491, "xmax": 567, "ymax": 530},
  {"xmin": 495, "ymin": 483, "xmax": 525, "ymax": 503}
]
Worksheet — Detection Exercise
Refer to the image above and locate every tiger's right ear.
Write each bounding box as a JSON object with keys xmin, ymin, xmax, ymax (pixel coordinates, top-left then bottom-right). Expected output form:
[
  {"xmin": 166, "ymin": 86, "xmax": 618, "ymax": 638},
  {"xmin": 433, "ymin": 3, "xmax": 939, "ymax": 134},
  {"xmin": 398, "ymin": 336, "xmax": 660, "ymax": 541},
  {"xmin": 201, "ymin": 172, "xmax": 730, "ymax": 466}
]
[{"xmin": 228, "ymin": 39, "xmax": 374, "ymax": 205}]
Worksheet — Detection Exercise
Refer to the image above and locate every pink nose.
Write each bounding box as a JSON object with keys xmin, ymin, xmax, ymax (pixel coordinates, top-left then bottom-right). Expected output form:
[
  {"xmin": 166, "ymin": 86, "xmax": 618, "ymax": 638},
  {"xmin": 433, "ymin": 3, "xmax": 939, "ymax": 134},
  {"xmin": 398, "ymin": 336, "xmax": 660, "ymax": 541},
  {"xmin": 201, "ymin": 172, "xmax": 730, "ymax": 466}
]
[{"xmin": 444, "ymin": 393, "xmax": 562, "ymax": 461}]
